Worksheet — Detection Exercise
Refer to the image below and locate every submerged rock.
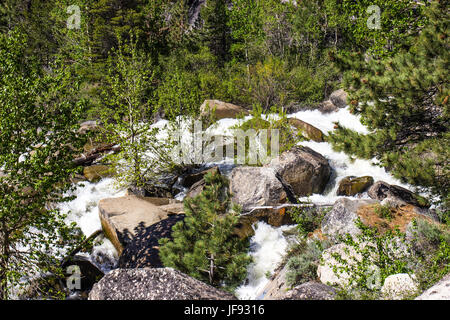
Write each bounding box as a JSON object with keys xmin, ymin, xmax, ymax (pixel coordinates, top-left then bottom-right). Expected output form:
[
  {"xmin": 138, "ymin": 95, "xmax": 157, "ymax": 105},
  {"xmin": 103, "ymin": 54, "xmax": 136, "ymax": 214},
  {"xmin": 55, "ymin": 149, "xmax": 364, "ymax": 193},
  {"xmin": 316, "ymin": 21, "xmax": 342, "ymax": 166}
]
[{"xmin": 88, "ymin": 268, "xmax": 236, "ymax": 300}]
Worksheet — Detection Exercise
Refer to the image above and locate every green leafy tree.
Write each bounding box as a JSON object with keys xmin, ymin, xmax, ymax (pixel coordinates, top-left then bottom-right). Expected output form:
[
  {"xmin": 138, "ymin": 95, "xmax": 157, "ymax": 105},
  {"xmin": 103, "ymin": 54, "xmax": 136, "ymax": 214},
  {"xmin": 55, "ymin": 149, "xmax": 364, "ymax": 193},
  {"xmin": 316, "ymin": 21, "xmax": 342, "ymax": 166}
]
[
  {"xmin": 99, "ymin": 33, "xmax": 176, "ymax": 190},
  {"xmin": 0, "ymin": 31, "xmax": 86, "ymax": 299},
  {"xmin": 159, "ymin": 172, "xmax": 252, "ymax": 290}
]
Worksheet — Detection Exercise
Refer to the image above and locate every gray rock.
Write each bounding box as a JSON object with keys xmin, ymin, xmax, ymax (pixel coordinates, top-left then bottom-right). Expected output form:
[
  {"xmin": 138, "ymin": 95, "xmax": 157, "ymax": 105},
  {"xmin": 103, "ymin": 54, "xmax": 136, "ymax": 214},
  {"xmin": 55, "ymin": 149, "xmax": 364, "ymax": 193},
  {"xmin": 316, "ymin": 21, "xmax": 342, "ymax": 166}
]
[
  {"xmin": 88, "ymin": 268, "xmax": 236, "ymax": 300},
  {"xmin": 230, "ymin": 166, "xmax": 287, "ymax": 212},
  {"xmin": 368, "ymin": 181, "xmax": 429, "ymax": 208},
  {"xmin": 329, "ymin": 89, "xmax": 348, "ymax": 109},
  {"xmin": 281, "ymin": 282, "xmax": 336, "ymax": 300},
  {"xmin": 415, "ymin": 273, "xmax": 450, "ymax": 300},
  {"xmin": 317, "ymin": 243, "xmax": 363, "ymax": 288},
  {"xmin": 381, "ymin": 273, "xmax": 419, "ymax": 300},
  {"xmin": 200, "ymin": 100, "xmax": 249, "ymax": 120},
  {"xmin": 268, "ymin": 146, "xmax": 331, "ymax": 197},
  {"xmin": 321, "ymin": 198, "xmax": 378, "ymax": 238},
  {"xmin": 258, "ymin": 264, "xmax": 289, "ymax": 300}
]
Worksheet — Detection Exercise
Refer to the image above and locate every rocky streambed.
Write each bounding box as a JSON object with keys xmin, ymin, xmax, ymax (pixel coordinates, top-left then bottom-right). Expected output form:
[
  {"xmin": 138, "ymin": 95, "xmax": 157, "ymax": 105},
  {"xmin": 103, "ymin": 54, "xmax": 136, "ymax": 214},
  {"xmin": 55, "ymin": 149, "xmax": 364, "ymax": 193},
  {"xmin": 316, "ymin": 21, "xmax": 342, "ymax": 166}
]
[{"xmin": 56, "ymin": 93, "xmax": 447, "ymax": 300}]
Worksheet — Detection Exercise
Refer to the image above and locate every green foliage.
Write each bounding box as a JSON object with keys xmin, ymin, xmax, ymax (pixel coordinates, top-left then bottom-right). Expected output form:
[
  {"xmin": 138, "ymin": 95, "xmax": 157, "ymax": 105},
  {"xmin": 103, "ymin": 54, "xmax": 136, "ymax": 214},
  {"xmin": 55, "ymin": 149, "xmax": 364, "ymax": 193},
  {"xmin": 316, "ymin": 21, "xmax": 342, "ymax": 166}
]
[
  {"xmin": 285, "ymin": 239, "xmax": 332, "ymax": 287},
  {"xmin": 328, "ymin": 219, "xmax": 412, "ymax": 299},
  {"xmin": 288, "ymin": 206, "xmax": 330, "ymax": 237},
  {"xmin": 408, "ymin": 218, "xmax": 450, "ymax": 291},
  {"xmin": 374, "ymin": 204, "xmax": 394, "ymax": 221},
  {"xmin": 231, "ymin": 104, "xmax": 304, "ymax": 166},
  {"xmin": 0, "ymin": 31, "xmax": 86, "ymax": 299},
  {"xmin": 159, "ymin": 172, "xmax": 252, "ymax": 291},
  {"xmin": 328, "ymin": 217, "xmax": 449, "ymax": 299}
]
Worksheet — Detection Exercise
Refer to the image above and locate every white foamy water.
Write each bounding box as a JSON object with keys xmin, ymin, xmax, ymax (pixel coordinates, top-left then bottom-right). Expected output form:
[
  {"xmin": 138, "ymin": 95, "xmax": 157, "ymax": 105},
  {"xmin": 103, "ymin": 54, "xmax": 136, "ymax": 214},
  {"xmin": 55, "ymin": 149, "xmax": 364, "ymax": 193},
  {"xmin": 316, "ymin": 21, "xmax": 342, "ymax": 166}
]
[
  {"xmin": 60, "ymin": 178, "xmax": 126, "ymax": 272},
  {"xmin": 235, "ymin": 222, "xmax": 291, "ymax": 300}
]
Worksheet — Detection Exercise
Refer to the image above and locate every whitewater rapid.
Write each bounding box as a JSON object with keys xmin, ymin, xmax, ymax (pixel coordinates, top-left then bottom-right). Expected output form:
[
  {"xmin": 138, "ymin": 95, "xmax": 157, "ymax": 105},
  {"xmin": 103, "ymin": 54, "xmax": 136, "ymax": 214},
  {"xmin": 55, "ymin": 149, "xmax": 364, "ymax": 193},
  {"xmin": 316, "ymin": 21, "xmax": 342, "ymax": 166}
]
[{"xmin": 61, "ymin": 106, "xmax": 413, "ymax": 298}]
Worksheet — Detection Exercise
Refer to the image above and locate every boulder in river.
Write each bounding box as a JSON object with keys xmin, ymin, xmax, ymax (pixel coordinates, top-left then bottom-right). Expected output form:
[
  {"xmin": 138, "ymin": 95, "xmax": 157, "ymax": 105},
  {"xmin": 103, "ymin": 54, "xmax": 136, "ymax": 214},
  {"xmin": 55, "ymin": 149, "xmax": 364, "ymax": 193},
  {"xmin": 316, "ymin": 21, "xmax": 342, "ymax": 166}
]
[
  {"xmin": 337, "ymin": 176, "xmax": 374, "ymax": 196},
  {"xmin": 200, "ymin": 100, "xmax": 249, "ymax": 120},
  {"xmin": 329, "ymin": 89, "xmax": 348, "ymax": 109},
  {"xmin": 83, "ymin": 164, "xmax": 113, "ymax": 182},
  {"xmin": 88, "ymin": 268, "xmax": 236, "ymax": 300},
  {"xmin": 267, "ymin": 146, "xmax": 331, "ymax": 197},
  {"xmin": 230, "ymin": 166, "xmax": 287, "ymax": 212},
  {"xmin": 321, "ymin": 198, "xmax": 378, "ymax": 238},
  {"xmin": 287, "ymin": 118, "xmax": 324, "ymax": 142},
  {"xmin": 118, "ymin": 214, "xmax": 185, "ymax": 268},
  {"xmin": 368, "ymin": 181, "xmax": 430, "ymax": 208},
  {"xmin": 98, "ymin": 195, "xmax": 174, "ymax": 255}
]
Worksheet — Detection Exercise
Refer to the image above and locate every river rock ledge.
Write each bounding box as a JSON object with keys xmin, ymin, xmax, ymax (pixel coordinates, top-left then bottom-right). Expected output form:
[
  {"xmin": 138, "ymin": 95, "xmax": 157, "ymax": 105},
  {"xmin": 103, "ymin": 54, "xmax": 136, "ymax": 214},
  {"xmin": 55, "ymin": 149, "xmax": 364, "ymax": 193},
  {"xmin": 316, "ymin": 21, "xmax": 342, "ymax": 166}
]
[{"xmin": 88, "ymin": 268, "xmax": 236, "ymax": 300}]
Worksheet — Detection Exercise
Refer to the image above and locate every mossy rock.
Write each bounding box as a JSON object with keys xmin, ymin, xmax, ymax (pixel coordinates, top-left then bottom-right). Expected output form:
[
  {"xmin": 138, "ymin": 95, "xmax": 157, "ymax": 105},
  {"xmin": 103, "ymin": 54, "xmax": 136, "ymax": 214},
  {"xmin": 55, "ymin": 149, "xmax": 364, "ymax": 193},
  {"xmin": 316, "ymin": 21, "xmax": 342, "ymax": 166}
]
[
  {"xmin": 287, "ymin": 118, "xmax": 324, "ymax": 142},
  {"xmin": 83, "ymin": 165, "xmax": 114, "ymax": 182},
  {"xmin": 337, "ymin": 176, "xmax": 374, "ymax": 196}
]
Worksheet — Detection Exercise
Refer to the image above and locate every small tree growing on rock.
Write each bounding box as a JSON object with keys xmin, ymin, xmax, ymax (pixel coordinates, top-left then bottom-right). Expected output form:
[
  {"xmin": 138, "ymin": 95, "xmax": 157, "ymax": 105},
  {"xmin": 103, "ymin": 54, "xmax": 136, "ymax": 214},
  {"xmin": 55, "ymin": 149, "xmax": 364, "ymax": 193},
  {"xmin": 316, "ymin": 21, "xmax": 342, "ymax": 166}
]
[{"xmin": 159, "ymin": 172, "xmax": 252, "ymax": 290}]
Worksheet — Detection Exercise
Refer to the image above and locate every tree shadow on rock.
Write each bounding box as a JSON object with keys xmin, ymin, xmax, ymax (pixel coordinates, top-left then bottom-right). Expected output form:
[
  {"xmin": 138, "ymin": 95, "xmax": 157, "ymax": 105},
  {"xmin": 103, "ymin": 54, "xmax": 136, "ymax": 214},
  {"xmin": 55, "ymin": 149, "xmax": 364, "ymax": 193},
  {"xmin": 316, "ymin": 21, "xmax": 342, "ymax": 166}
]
[{"xmin": 118, "ymin": 214, "xmax": 185, "ymax": 268}]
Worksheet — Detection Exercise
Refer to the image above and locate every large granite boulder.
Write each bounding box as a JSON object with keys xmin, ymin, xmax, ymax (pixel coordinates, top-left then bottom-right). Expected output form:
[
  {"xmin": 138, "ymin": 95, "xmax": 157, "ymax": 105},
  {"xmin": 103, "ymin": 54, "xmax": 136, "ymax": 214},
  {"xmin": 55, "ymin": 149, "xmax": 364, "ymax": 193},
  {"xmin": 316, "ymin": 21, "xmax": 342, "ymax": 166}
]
[
  {"xmin": 381, "ymin": 273, "xmax": 419, "ymax": 300},
  {"xmin": 317, "ymin": 243, "xmax": 363, "ymax": 288},
  {"xmin": 88, "ymin": 268, "xmax": 236, "ymax": 300},
  {"xmin": 98, "ymin": 195, "xmax": 173, "ymax": 255},
  {"xmin": 200, "ymin": 100, "xmax": 249, "ymax": 120},
  {"xmin": 230, "ymin": 167, "xmax": 287, "ymax": 212},
  {"xmin": 415, "ymin": 273, "xmax": 450, "ymax": 300},
  {"xmin": 368, "ymin": 181, "xmax": 429, "ymax": 208},
  {"xmin": 267, "ymin": 146, "xmax": 331, "ymax": 197},
  {"xmin": 321, "ymin": 198, "xmax": 378, "ymax": 238},
  {"xmin": 281, "ymin": 282, "xmax": 336, "ymax": 300},
  {"xmin": 337, "ymin": 176, "xmax": 374, "ymax": 196}
]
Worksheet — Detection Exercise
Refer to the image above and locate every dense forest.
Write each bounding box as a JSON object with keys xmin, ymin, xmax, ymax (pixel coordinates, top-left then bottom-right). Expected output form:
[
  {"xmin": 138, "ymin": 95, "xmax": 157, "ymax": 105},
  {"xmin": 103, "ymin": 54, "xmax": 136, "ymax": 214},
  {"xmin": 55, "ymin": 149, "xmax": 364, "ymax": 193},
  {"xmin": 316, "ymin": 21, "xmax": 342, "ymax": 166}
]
[{"xmin": 0, "ymin": 0, "xmax": 448, "ymax": 301}]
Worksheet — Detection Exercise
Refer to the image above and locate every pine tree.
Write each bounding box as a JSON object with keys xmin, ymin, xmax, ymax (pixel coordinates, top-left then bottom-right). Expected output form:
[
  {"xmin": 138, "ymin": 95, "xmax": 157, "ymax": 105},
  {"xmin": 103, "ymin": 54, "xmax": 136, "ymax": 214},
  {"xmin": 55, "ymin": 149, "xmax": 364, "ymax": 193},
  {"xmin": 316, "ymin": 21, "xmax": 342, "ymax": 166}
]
[
  {"xmin": 159, "ymin": 172, "xmax": 251, "ymax": 290},
  {"xmin": 199, "ymin": 0, "xmax": 232, "ymax": 66},
  {"xmin": 329, "ymin": 0, "xmax": 449, "ymax": 207}
]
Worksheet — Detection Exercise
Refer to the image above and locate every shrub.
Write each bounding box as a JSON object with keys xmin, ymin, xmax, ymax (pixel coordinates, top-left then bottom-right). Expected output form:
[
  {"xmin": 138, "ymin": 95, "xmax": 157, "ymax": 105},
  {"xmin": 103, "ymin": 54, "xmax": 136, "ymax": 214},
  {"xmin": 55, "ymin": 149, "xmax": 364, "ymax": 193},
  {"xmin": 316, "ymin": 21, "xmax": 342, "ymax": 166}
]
[
  {"xmin": 285, "ymin": 239, "xmax": 332, "ymax": 287},
  {"xmin": 288, "ymin": 205, "xmax": 330, "ymax": 237}
]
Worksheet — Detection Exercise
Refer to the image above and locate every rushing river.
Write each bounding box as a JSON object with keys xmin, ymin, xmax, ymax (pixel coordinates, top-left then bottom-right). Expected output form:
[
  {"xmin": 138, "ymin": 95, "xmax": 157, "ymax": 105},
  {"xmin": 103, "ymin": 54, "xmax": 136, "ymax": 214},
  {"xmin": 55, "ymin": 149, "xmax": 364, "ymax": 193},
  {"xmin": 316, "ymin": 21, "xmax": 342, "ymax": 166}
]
[{"xmin": 61, "ymin": 106, "xmax": 412, "ymax": 299}]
